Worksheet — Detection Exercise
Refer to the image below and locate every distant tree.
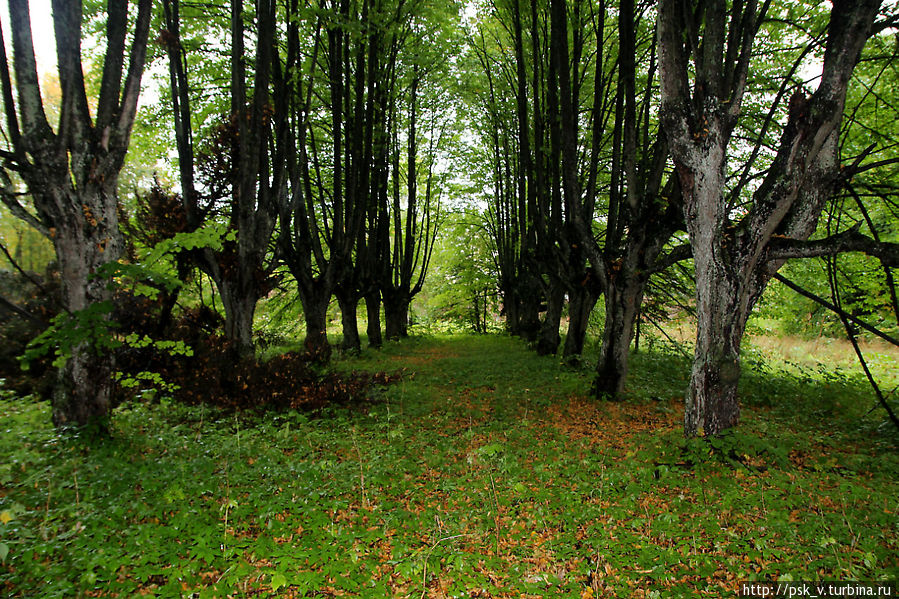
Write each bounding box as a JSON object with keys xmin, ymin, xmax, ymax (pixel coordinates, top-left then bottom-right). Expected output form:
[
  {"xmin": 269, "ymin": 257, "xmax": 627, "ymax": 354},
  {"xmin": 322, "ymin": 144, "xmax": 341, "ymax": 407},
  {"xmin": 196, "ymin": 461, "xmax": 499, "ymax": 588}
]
[
  {"xmin": 424, "ymin": 210, "xmax": 498, "ymax": 333},
  {"xmin": 0, "ymin": 0, "xmax": 152, "ymax": 431}
]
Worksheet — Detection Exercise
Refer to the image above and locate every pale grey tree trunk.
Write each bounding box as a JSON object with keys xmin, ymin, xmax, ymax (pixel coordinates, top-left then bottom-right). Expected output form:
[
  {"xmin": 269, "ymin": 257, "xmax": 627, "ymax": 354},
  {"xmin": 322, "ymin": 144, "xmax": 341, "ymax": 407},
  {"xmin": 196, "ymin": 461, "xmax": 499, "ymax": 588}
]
[{"xmin": 658, "ymin": 0, "xmax": 881, "ymax": 436}]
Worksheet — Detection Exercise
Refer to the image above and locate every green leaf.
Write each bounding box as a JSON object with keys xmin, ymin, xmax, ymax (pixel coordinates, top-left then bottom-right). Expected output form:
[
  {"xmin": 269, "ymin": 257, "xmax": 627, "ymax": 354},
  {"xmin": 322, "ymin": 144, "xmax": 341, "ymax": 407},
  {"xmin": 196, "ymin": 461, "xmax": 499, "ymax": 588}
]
[{"xmin": 271, "ymin": 572, "xmax": 288, "ymax": 591}]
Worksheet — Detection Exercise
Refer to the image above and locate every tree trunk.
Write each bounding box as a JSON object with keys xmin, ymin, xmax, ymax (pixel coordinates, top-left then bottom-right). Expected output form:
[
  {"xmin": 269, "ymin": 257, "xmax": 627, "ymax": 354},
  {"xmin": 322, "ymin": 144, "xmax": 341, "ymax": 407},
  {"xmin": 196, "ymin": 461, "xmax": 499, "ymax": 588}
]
[
  {"xmin": 562, "ymin": 285, "xmax": 598, "ymax": 361},
  {"xmin": 384, "ymin": 293, "xmax": 410, "ymax": 340},
  {"xmin": 594, "ymin": 273, "xmax": 643, "ymax": 396},
  {"xmin": 365, "ymin": 293, "xmax": 382, "ymax": 348},
  {"xmin": 536, "ymin": 286, "xmax": 565, "ymax": 355},
  {"xmin": 678, "ymin": 138, "xmax": 742, "ymax": 436},
  {"xmin": 337, "ymin": 291, "xmax": 361, "ymax": 352},
  {"xmin": 686, "ymin": 265, "xmax": 747, "ymax": 436},
  {"xmin": 472, "ymin": 291, "xmax": 482, "ymax": 333},
  {"xmin": 299, "ymin": 286, "xmax": 331, "ymax": 362},
  {"xmin": 1, "ymin": 0, "xmax": 152, "ymax": 432},
  {"xmin": 50, "ymin": 188, "xmax": 124, "ymax": 432},
  {"xmin": 218, "ymin": 278, "xmax": 257, "ymax": 357},
  {"xmin": 516, "ymin": 279, "xmax": 543, "ymax": 342}
]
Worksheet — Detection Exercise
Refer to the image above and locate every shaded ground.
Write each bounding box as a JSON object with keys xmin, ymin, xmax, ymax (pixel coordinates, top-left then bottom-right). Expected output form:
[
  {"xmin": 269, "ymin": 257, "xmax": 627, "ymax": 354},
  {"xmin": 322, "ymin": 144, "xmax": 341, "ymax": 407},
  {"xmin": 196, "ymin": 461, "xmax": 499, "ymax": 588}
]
[{"xmin": 1, "ymin": 334, "xmax": 897, "ymax": 597}]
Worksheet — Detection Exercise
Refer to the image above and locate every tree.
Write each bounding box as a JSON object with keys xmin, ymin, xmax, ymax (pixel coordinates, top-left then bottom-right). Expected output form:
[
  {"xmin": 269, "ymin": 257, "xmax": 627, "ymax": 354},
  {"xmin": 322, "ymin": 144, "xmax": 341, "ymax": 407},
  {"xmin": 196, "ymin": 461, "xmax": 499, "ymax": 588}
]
[
  {"xmin": 162, "ymin": 0, "xmax": 279, "ymax": 356},
  {"xmin": 657, "ymin": 0, "xmax": 888, "ymax": 435},
  {"xmin": 378, "ymin": 22, "xmax": 454, "ymax": 341},
  {"xmin": 0, "ymin": 0, "xmax": 152, "ymax": 431}
]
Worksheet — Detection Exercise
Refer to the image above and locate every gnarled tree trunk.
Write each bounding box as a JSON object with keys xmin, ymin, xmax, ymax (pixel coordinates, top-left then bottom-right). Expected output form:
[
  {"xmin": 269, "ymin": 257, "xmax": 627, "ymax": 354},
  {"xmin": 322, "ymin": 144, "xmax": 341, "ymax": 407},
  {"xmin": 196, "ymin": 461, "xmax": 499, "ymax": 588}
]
[
  {"xmin": 562, "ymin": 284, "xmax": 599, "ymax": 361},
  {"xmin": 594, "ymin": 272, "xmax": 644, "ymax": 396},
  {"xmin": 383, "ymin": 292, "xmax": 410, "ymax": 340},
  {"xmin": 536, "ymin": 286, "xmax": 565, "ymax": 355},
  {"xmin": 336, "ymin": 288, "xmax": 362, "ymax": 353},
  {"xmin": 658, "ymin": 0, "xmax": 881, "ymax": 436},
  {"xmin": 298, "ymin": 284, "xmax": 332, "ymax": 362},
  {"xmin": 50, "ymin": 184, "xmax": 125, "ymax": 430},
  {"xmin": 0, "ymin": 0, "xmax": 152, "ymax": 432}
]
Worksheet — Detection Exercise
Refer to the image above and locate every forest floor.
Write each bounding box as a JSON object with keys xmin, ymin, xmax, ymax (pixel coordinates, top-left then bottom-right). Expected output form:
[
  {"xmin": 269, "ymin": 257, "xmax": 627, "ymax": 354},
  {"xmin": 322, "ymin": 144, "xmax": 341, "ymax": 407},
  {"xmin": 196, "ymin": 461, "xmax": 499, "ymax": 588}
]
[{"xmin": 1, "ymin": 334, "xmax": 898, "ymax": 597}]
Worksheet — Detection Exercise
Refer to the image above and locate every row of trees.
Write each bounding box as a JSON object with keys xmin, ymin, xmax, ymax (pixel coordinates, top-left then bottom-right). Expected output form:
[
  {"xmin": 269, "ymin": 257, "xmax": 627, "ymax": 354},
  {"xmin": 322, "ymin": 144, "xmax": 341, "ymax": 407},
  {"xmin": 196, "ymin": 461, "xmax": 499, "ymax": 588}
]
[
  {"xmin": 1, "ymin": 0, "xmax": 898, "ymax": 437},
  {"xmin": 1, "ymin": 0, "xmax": 458, "ymax": 430},
  {"xmin": 466, "ymin": 0, "xmax": 899, "ymax": 435},
  {"xmin": 160, "ymin": 0, "xmax": 456, "ymax": 360}
]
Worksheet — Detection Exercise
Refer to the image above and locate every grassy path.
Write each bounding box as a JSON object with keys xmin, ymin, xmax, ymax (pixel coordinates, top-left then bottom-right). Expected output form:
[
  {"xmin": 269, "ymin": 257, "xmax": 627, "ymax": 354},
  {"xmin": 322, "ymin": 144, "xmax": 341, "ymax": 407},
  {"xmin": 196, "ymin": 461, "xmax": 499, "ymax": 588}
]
[{"xmin": 1, "ymin": 334, "xmax": 897, "ymax": 597}]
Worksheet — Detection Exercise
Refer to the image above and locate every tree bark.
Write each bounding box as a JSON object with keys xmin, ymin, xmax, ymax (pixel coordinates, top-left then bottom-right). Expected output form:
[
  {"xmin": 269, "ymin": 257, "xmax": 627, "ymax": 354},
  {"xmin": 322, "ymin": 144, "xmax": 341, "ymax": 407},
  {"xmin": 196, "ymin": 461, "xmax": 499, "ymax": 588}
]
[
  {"xmin": 657, "ymin": 0, "xmax": 881, "ymax": 436},
  {"xmin": 383, "ymin": 292, "xmax": 410, "ymax": 340},
  {"xmin": 50, "ymin": 185, "xmax": 124, "ymax": 431},
  {"xmin": 562, "ymin": 284, "xmax": 599, "ymax": 361},
  {"xmin": 365, "ymin": 292, "xmax": 382, "ymax": 348},
  {"xmin": 336, "ymin": 289, "xmax": 362, "ymax": 353},
  {"xmin": 218, "ymin": 277, "xmax": 257, "ymax": 356},
  {"xmin": 299, "ymin": 286, "xmax": 331, "ymax": 363},
  {"xmin": 536, "ymin": 286, "xmax": 565, "ymax": 355},
  {"xmin": 0, "ymin": 0, "xmax": 152, "ymax": 432},
  {"xmin": 594, "ymin": 272, "xmax": 644, "ymax": 396}
]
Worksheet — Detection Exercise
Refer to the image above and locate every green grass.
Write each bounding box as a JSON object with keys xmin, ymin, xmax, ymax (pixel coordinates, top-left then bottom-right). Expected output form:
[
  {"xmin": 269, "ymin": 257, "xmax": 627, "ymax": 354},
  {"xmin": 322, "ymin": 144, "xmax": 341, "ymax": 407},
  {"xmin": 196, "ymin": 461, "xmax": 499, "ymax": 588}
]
[{"xmin": 1, "ymin": 333, "xmax": 897, "ymax": 598}]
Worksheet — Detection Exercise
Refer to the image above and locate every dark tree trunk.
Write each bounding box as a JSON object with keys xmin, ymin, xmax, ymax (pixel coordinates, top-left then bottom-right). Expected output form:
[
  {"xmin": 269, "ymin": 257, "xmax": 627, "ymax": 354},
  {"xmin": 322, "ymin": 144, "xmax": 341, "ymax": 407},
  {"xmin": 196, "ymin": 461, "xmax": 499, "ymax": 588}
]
[
  {"xmin": 365, "ymin": 293, "xmax": 382, "ymax": 348},
  {"xmin": 516, "ymin": 280, "xmax": 543, "ymax": 342},
  {"xmin": 536, "ymin": 286, "xmax": 565, "ymax": 356},
  {"xmin": 298, "ymin": 284, "xmax": 331, "ymax": 362},
  {"xmin": 218, "ymin": 278, "xmax": 257, "ymax": 356},
  {"xmin": 594, "ymin": 272, "xmax": 644, "ymax": 396},
  {"xmin": 336, "ymin": 290, "xmax": 361, "ymax": 353},
  {"xmin": 562, "ymin": 284, "xmax": 599, "ymax": 361},
  {"xmin": 384, "ymin": 293, "xmax": 410, "ymax": 340},
  {"xmin": 502, "ymin": 284, "xmax": 521, "ymax": 335}
]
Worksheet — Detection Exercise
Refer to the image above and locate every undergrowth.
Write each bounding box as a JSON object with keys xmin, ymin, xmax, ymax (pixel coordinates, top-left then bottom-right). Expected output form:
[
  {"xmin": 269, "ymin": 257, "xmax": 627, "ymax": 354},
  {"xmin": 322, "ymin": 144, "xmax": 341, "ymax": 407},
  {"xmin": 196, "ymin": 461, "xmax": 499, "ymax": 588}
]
[{"xmin": 1, "ymin": 334, "xmax": 897, "ymax": 597}]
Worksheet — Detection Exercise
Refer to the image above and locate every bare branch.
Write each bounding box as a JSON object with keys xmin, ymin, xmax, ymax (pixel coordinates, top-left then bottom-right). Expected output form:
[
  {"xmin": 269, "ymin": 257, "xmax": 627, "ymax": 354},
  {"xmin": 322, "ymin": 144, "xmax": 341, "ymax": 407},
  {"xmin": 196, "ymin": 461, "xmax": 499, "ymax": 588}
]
[
  {"xmin": 0, "ymin": 169, "xmax": 49, "ymax": 237},
  {"xmin": 648, "ymin": 243, "xmax": 692, "ymax": 274},
  {"xmin": 767, "ymin": 227, "xmax": 899, "ymax": 267}
]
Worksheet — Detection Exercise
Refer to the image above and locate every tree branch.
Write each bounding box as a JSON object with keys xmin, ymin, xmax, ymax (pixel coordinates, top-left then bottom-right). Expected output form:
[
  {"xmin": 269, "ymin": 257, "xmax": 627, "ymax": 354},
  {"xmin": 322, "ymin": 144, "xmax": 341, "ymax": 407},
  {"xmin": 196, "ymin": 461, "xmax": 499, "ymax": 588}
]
[
  {"xmin": 648, "ymin": 243, "xmax": 692, "ymax": 274},
  {"xmin": 0, "ymin": 169, "xmax": 49, "ymax": 237},
  {"xmin": 771, "ymin": 272, "xmax": 899, "ymax": 347},
  {"xmin": 0, "ymin": 293, "xmax": 47, "ymax": 327},
  {"xmin": 767, "ymin": 227, "xmax": 899, "ymax": 267}
]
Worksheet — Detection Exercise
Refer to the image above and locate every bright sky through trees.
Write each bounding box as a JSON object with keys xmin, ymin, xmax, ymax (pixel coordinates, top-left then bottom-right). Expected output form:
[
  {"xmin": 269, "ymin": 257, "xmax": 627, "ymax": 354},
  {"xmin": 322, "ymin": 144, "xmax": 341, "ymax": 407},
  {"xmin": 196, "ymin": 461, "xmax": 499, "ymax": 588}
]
[{"xmin": 1, "ymin": 0, "xmax": 55, "ymax": 74}]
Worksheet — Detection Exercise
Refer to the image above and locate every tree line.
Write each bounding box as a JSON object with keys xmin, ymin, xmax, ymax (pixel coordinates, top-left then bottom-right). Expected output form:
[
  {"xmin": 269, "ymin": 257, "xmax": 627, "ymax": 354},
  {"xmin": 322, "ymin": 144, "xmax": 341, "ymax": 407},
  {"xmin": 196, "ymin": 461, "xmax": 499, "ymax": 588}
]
[
  {"xmin": 1, "ymin": 0, "xmax": 898, "ymax": 437},
  {"xmin": 464, "ymin": 0, "xmax": 899, "ymax": 435}
]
